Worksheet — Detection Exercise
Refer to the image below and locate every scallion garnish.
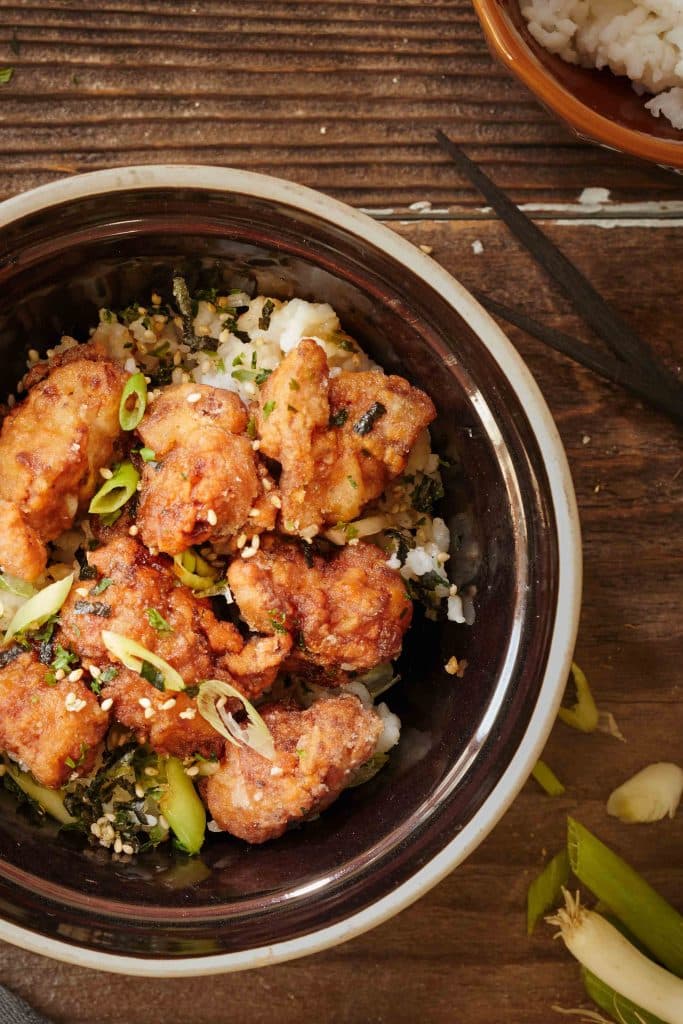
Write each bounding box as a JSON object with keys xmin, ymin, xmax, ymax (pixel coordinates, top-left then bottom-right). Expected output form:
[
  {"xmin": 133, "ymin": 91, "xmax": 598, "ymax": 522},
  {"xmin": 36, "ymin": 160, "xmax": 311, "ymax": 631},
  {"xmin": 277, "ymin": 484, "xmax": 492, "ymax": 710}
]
[
  {"xmin": 101, "ymin": 630, "xmax": 185, "ymax": 692},
  {"xmin": 119, "ymin": 372, "xmax": 148, "ymax": 431},
  {"xmin": 172, "ymin": 549, "xmax": 217, "ymax": 591},
  {"xmin": 3, "ymin": 574, "xmax": 74, "ymax": 644},
  {"xmin": 88, "ymin": 462, "xmax": 140, "ymax": 516},
  {"xmin": 558, "ymin": 662, "xmax": 599, "ymax": 733},
  {"xmin": 146, "ymin": 608, "xmax": 172, "ymax": 634},
  {"xmin": 526, "ymin": 848, "xmax": 569, "ymax": 935},
  {"xmin": 531, "ymin": 759, "xmax": 565, "ymax": 796},
  {"xmin": 197, "ymin": 679, "xmax": 275, "ymax": 761}
]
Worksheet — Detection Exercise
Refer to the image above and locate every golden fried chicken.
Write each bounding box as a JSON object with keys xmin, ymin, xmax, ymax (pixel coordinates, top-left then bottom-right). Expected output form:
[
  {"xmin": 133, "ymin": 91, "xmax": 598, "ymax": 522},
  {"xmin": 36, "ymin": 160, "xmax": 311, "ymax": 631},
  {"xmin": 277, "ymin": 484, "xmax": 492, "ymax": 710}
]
[
  {"xmin": 58, "ymin": 533, "xmax": 291, "ymax": 698},
  {"xmin": 136, "ymin": 383, "xmax": 263, "ymax": 555},
  {"xmin": 201, "ymin": 694, "xmax": 382, "ymax": 843},
  {"xmin": 0, "ymin": 500, "xmax": 46, "ymax": 582},
  {"xmin": 255, "ymin": 338, "xmax": 435, "ymax": 537},
  {"xmin": 104, "ymin": 668, "xmax": 224, "ymax": 761},
  {"xmin": 227, "ymin": 535, "xmax": 412, "ymax": 673},
  {"xmin": 0, "ymin": 344, "xmax": 127, "ymax": 581},
  {"xmin": 0, "ymin": 650, "xmax": 109, "ymax": 789}
]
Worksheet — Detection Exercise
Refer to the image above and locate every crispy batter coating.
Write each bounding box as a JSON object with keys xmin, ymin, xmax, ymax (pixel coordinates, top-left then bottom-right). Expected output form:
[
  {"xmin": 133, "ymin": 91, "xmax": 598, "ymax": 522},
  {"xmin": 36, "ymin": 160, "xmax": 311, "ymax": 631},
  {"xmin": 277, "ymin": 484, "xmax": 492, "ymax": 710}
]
[
  {"xmin": 255, "ymin": 338, "xmax": 435, "ymax": 537},
  {"xmin": 0, "ymin": 650, "xmax": 109, "ymax": 789},
  {"xmin": 228, "ymin": 535, "xmax": 412, "ymax": 673},
  {"xmin": 136, "ymin": 383, "xmax": 261, "ymax": 554},
  {"xmin": 0, "ymin": 499, "xmax": 46, "ymax": 582},
  {"xmin": 0, "ymin": 344, "xmax": 127, "ymax": 580},
  {"xmin": 58, "ymin": 534, "xmax": 291, "ymax": 698},
  {"xmin": 104, "ymin": 668, "xmax": 224, "ymax": 760},
  {"xmin": 201, "ymin": 694, "xmax": 382, "ymax": 843}
]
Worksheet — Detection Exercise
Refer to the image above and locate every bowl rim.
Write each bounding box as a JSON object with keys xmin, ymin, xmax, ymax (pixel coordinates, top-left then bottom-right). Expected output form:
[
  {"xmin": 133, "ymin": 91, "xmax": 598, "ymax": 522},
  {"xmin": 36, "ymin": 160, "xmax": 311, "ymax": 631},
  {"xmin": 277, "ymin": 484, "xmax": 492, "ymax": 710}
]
[
  {"xmin": 0, "ymin": 165, "xmax": 582, "ymax": 976},
  {"xmin": 471, "ymin": 0, "xmax": 683, "ymax": 169}
]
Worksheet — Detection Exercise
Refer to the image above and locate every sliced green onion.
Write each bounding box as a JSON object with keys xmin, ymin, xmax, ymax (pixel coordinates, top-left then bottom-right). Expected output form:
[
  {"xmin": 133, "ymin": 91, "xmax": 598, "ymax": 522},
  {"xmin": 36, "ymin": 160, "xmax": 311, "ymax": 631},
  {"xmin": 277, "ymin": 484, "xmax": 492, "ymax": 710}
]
[
  {"xmin": 568, "ymin": 817, "xmax": 683, "ymax": 977},
  {"xmin": 582, "ymin": 968, "xmax": 667, "ymax": 1024},
  {"xmin": 527, "ymin": 848, "xmax": 569, "ymax": 935},
  {"xmin": 197, "ymin": 679, "xmax": 275, "ymax": 761},
  {"xmin": 159, "ymin": 756, "xmax": 206, "ymax": 855},
  {"xmin": 101, "ymin": 630, "xmax": 185, "ymax": 692},
  {"xmin": 532, "ymin": 759, "xmax": 566, "ymax": 796},
  {"xmin": 607, "ymin": 762, "xmax": 683, "ymax": 824},
  {"xmin": 0, "ymin": 573, "xmax": 36, "ymax": 599},
  {"xmin": 548, "ymin": 893, "xmax": 683, "ymax": 1024},
  {"xmin": 558, "ymin": 661, "xmax": 599, "ymax": 733},
  {"xmin": 4, "ymin": 573, "xmax": 73, "ymax": 643},
  {"xmin": 172, "ymin": 549, "xmax": 217, "ymax": 591},
  {"xmin": 6, "ymin": 764, "xmax": 75, "ymax": 826},
  {"xmin": 139, "ymin": 447, "xmax": 156, "ymax": 463},
  {"xmin": 88, "ymin": 462, "xmax": 140, "ymax": 516},
  {"xmin": 119, "ymin": 372, "xmax": 147, "ymax": 431}
]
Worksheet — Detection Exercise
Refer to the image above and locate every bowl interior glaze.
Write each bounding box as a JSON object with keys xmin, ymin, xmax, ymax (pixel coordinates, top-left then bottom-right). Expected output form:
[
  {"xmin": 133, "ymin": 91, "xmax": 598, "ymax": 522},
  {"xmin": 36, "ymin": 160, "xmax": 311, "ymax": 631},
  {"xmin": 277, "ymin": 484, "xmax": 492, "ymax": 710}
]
[
  {"xmin": 0, "ymin": 179, "xmax": 564, "ymax": 964},
  {"xmin": 473, "ymin": 0, "xmax": 683, "ymax": 167}
]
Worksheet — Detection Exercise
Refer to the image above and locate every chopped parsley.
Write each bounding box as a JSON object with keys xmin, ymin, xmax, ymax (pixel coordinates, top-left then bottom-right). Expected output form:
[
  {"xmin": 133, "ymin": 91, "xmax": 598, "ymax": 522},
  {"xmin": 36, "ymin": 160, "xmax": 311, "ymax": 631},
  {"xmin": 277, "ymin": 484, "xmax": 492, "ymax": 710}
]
[
  {"xmin": 353, "ymin": 401, "xmax": 387, "ymax": 436},
  {"xmin": 52, "ymin": 644, "xmax": 78, "ymax": 672},
  {"xmin": 139, "ymin": 447, "xmax": 156, "ymax": 463},
  {"xmin": 98, "ymin": 666, "xmax": 118, "ymax": 685},
  {"xmin": 246, "ymin": 417, "xmax": 257, "ymax": 439},
  {"xmin": 258, "ymin": 298, "xmax": 275, "ymax": 331},
  {"xmin": 90, "ymin": 577, "xmax": 113, "ymax": 596},
  {"xmin": 268, "ymin": 609, "xmax": 288, "ymax": 634},
  {"xmin": 146, "ymin": 608, "xmax": 172, "ymax": 633},
  {"xmin": 262, "ymin": 400, "xmax": 276, "ymax": 420},
  {"xmin": 347, "ymin": 475, "xmax": 358, "ymax": 489},
  {"xmin": 231, "ymin": 366, "xmax": 272, "ymax": 386},
  {"xmin": 65, "ymin": 743, "xmax": 89, "ymax": 771}
]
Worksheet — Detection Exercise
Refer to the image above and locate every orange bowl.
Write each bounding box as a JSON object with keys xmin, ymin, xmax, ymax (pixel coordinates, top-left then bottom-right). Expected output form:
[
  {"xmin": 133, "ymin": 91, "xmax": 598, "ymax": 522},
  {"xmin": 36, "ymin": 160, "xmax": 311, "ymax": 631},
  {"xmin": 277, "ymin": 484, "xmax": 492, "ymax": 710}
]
[{"xmin": 472, "ymin": 0, "xmax": 683, "ymax": 169}]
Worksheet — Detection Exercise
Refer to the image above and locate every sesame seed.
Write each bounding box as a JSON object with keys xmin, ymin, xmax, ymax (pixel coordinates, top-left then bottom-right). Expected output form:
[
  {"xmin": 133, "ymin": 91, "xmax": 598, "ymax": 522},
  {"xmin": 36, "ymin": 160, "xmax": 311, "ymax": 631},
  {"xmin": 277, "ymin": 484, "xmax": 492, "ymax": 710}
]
[
  {"xmin": 100, "ymin": 697, "xmax": 114, "ymax": 712},
  {"xmin": 186, "ymin": 391, "xmax": 201, "ymax": 404},
  {"xmin": 65, "ymin": 692, "xmax": 87, "ymax": 713},
  {"xmin": 138, "ymin": 697, "xmax": 151, "ymax": 708},
  {"xmin": 122, "ymin": 843, "xmax": 134, "ymax": 856},
  {"xmin": 76, "ymin": 586, "xmax": 89, "ymax": 597},
  {"xmin": 270, "ymin": 765, "xmax": 284, "ymax": 777},
  {"xmin": 179, "ymin": 708, "xmax": 196, "ymax": 720},
  {"xmin": 173, "ymin": 351, "xmax": 182, "ymax": 366},
  {"xmin": 128, "ymin": 525, "xmax": 139, "ymax": 536},
  {"xmin": 160, "ymin": 698, "xmax": 176, "ymax": 711},
  {"xmin": 135, "ymin": 784, "xmax": 145, "ymax": 798},
  {"xmin": 262, "ymin": 477, "xmax": 272, "ymax": 491},
  {"xmin": 185, "ymin": 765, "xmax": 199, "ymax": 777},
  {"xmin": 207, "ymin": 509, "xmax": 218, "ymax": 526},
  {"xmin": 253, "ymin": 791, "xmax": 263, "ymax": 802},
  {"xmin": 143, "ymin": 706, "xmax": 155, "ymax": 720},
  {"xmin": 100, "ymin": 467, "xmax": 113, "ymax": 480},
  {"xmin": 248, "ymin": 508, "xmax": 260, "ymax": 517},
  {"xmin": 67, "ymin": 668, "xmax": 83, "ymax": 683},
  {"xmin": 207, "ymin": 820, "xmax": 222, "ymax": 833},
  {"xmin": 55, "ymin": 669, "xmax": 65, "ymax": 681},
  {"xmin": 251, "ymin": 440, "xmax": 261, "ymax": 451},
  {"xmin": 89, "ymin": 665, "xmax": 101, "ymax": 678},
  {"xmin": 270, "ymin": 494, "xmax": 282, "ymax": 509},
  {"xmin": 236, "ymin": 533, "xmax": 247, "ymax": 549},
  {"xmin": 252, "ymin": 534, "xmax": 260, "ymax": 550}
]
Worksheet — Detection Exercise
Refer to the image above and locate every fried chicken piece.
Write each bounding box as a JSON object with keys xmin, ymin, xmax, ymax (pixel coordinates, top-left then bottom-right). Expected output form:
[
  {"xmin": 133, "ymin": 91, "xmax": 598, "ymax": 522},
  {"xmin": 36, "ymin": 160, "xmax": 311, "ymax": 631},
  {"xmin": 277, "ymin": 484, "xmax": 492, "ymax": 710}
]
[
  {"xmin": 0, "ymin": 650, "xmax": 109, "ymax": 789},
  {"xmin": 228, "ymin": 535, "xmax": 412, "ymax": 673},
  {"xmin": 104, "ymin": 668, "xmax": 224, "ymax": 761},
  {"xmin": 201, "ymin": 694, "xmax": 382, "ymax": 843},
  {"xmin": 255, "ymin": 338, "xmax": 435, "ymax": 537},
  {"xmin": 58, "ymin": 534, "xmax": 291, "ymax": 698},
  {"xmin": 136, "ymin": 383, "xmax": 261, "ymax": 555},
  {"xmin": 0, "ymin": 343, "xmax": 127, "ymax": 581},
  {"xmin": 0, "ymin": 500, "xmax": 46, "ymax": 582}
]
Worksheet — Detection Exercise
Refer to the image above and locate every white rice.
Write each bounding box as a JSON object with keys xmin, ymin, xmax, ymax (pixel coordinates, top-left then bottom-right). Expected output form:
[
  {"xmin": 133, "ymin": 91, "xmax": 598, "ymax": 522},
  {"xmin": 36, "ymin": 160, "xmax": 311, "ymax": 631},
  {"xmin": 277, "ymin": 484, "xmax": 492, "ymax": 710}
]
[{"xmin": 521, "ymin": 0, "xmax": 683, "ymax": 129}]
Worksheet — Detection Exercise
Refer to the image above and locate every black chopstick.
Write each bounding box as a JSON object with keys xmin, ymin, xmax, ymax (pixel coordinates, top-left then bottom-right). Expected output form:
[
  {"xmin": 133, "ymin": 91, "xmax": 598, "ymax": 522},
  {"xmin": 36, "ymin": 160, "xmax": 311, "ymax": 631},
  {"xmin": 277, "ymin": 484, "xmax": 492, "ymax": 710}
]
[
  {"xmin": 434, "ymin": 129, "xmax": 683, "ymax": 412},
  {"xmin": 475, "ymin": 292, "xmax": 683, "ymax": 424}
]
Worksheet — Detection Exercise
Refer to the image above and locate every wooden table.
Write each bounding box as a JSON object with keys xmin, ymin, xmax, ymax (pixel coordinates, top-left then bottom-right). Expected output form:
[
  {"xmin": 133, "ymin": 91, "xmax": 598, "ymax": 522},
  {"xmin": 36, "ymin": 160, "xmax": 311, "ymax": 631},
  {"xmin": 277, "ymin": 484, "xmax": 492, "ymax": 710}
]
[{"xmin": 0, "ymin": 3, "xmax": 681, "ymax": 1021}]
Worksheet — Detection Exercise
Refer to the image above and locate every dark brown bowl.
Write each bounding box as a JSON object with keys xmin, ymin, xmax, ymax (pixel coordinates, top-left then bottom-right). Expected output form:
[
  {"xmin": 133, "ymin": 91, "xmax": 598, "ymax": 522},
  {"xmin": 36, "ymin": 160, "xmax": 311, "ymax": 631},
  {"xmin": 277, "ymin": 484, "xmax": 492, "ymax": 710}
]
[
  {"xmin": 0, "ymin": 168, "xmax": 581, "ymax": 975},
  {"xmin": 473, "ymin": 0, "xmax": 683, "ymax": 168}
]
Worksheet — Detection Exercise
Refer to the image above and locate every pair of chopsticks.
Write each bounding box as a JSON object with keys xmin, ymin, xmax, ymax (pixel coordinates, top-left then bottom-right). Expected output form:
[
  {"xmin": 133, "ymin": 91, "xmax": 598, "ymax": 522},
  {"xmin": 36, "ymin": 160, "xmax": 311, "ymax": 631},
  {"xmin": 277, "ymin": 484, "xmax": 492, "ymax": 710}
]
[{"xmin": 434, "ymin": 129, "xmax": 683, "ymax": 426}]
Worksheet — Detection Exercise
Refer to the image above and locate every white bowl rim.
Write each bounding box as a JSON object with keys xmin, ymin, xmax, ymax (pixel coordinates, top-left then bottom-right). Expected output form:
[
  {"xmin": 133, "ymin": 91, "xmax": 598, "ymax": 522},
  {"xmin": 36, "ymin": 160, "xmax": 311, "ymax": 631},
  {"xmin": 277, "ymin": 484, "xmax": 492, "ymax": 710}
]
[{"xmin": 0, "ymin": 165, "xmax": 582, "ymax": 977}]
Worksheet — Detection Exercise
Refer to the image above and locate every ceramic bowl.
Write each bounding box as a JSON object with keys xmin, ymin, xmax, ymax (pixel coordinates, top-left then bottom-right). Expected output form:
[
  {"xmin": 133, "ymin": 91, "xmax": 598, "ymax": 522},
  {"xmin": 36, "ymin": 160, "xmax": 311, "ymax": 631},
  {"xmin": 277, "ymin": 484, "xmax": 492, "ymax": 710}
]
[
  {"xmin": 0, "ymin": 167, "xmax": 581, "ymax": 975},
  {"xmin": 472, "ymin": 0, "xmax": 683, "ymax": 169}
]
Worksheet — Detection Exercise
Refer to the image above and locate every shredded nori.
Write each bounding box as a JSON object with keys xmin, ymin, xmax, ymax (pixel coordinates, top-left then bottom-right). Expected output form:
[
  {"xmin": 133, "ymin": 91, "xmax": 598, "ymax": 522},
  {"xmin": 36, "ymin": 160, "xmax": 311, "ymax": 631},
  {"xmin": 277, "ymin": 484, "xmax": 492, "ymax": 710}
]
[
  {"xmin": 353, "ymin": 402, "xmax": 386, "ymax": 436},
  {"xmin": 329, "ymin": 408, "xmax": 348, "ymax": 428},
  {"xmin": 73, "ymin": 600, "xmax": 112, "ymax": 618},
  {"xmin": 0, "ymin": 644, "xmax": 24, "ymax": 669},
  {"xmin": 75, "ymin": 547, "xmax": 97, "ymax": 580},
  {"xmin": 258, "ymin": 298, "xmax": 275, "ymax": 331},
  {"xmin": 410, "ymin": 475, "xmax": 445, "ymax": 515}
]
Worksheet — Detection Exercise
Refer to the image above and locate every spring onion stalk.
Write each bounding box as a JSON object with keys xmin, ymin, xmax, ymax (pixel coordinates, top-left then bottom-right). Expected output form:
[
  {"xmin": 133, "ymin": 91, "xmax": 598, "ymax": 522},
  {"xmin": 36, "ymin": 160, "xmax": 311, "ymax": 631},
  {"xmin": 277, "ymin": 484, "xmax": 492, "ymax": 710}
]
[
  {"xmin": 548, "ymin": 892, "xmax": 683, "ymax": 1024},
  {"xmin": 607, "ymin": 763, "xmax": 683, "ymax": 824},
  {"xmin": 532, "ymin": 759, "xmax": 566, "ymax": 796},
  {"xmin": 558, "ymin": 662, "xmax": 599, "ymax": 733},
  {"xmin": 101, "ymin": 630, "xmax": 185, "ymax": 692},
  {"xmin": 582, "ymin": 968, "xmax": 667, "ymax": 1024},
  {"xmin": 527, "ymin": 848, "xmax": 570, "ymax": 935},
  {"xmin": 89, "ymin": 462, "xmax": 140, "ymax": 515},
  {"xmin": 159, "ymin": 756, "xmax": 206, "ymax": 855},
  {"xmin": 6, "ymin": 764, "xmax": 75, "ymax": 826},
  {"xmin": 172, "ymin": 549, "xmax": 217, "ymax": 591},
  {"xmin": 197, "ymin": 679, "xmax": 275, "ymax": 761},
  {"xmin": 568, "ymin": 817, "xmax": 683, "ymax": 977},
  {"xmin": 118, "ymin": 372, "xmax": 147, "ymax": 431},
  {"xmin": 3, "ymin": 573, "xmax": 73, "ymax": 643},
  {"xmin": 325, "ymin": 514, "xmax": 389, "ymax": 546}
]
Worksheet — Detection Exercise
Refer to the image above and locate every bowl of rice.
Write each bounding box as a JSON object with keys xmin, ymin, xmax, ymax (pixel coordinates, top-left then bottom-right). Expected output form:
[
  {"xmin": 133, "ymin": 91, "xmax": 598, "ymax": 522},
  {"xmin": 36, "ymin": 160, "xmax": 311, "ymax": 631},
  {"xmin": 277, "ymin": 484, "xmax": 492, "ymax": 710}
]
[
  {"xmin": 0, "ymin": 166, "xmax": 581, "ymax": 975},
  {"xmin": 472, "ymin": 0, "xmax": 683, "ymax": 168}
]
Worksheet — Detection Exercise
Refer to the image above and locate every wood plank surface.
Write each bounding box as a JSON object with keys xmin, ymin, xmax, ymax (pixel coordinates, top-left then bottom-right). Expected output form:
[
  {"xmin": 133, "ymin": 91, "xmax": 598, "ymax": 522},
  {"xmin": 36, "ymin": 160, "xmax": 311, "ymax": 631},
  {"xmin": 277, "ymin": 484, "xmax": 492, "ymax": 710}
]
[
  {"xmin": 0, "ymin": 0, "xmax": 682, "ymax": 207},
  {"xmin": 0, "ymin": 2, "xmax": 682, "ymax": 1022}
]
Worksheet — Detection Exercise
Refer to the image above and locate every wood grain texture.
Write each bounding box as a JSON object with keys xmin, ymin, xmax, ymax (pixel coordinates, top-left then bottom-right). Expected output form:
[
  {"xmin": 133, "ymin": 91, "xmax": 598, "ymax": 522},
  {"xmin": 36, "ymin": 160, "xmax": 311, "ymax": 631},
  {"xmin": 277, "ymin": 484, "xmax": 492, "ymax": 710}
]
[
  {"xmin": 0, "ymin": 2, "xmax": 682, "ymax": 1021},
  {"xmin": 0, "ymin": 216, "xmax": 681, "ymax": 1023},
  {"xmin": 0, "ymin": 0, "xmax": 682, "ymax": 206}
]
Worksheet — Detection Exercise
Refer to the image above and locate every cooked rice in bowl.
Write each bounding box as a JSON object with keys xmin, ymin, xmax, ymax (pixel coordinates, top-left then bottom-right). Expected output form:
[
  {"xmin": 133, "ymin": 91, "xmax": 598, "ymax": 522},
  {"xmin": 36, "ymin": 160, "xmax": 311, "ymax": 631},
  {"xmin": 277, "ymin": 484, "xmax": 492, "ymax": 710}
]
[{"xmin": 521, "ymin": 0, "xmax": 683, "ymax": 129}]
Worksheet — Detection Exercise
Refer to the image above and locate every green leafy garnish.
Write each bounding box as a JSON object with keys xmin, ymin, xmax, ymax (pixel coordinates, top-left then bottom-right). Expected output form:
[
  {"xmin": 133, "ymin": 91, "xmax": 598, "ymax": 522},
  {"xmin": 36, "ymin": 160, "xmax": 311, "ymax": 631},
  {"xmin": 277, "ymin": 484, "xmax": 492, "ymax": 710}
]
[
  {"xmin": 90, "ymin": 577, "xmax": 113, "ymax": 596},
  {"xmin": 262, "ymin": 400, "xmax": 276, "ymax": 420},
  {"xmin": 0, "ymin": 68, "xmax": 14, "ymax": 84},
  {"xmin": 258, "ymin": 298, "xmax": 275, "ymax": 331},
  {"xmin": 146, "ymin": 608, "xmax": 172, "ymax": 634}
]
